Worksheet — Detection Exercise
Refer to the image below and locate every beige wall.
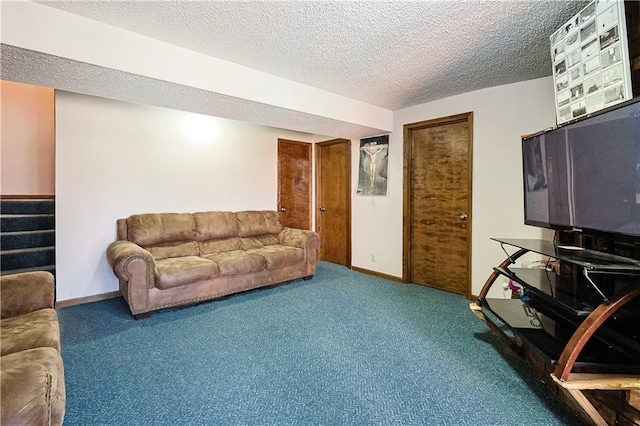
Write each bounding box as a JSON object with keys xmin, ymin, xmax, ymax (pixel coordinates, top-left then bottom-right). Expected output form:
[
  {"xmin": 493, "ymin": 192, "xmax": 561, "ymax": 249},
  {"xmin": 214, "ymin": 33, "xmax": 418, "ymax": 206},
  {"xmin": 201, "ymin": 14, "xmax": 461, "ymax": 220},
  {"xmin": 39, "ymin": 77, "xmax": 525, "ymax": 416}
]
[{"xmin": 0, "ymin": 80, "xmax": 55, "ymax": 196}]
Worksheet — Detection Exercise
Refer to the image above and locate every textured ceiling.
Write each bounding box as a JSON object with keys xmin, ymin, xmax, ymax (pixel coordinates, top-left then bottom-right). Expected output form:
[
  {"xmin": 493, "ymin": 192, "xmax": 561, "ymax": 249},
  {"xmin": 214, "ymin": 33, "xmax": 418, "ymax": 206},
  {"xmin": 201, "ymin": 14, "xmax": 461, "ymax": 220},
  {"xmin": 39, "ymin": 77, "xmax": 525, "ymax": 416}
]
[
  {"xmin": 35, "ymin": 0, "xmax": 589, "ymax": 111},
  {"xmin": 1, "ymin": 44, "xmax": 383, "ymax": 139}
]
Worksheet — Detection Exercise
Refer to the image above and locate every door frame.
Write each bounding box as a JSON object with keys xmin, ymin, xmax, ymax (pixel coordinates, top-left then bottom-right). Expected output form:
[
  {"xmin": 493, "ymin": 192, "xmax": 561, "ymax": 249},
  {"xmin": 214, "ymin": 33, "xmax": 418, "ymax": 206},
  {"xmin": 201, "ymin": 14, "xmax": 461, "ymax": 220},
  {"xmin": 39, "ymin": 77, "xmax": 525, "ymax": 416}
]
[
  {"xmin": 402, "ymin": 112, "xmax": 473, "ymax": 297},
  {"xmin": 315, "ymin": 138, "xmax": 352, "ymax": 267},
  {"xmin": 277, "ymin": 138, "xmax": 312, "ymax": 230}
]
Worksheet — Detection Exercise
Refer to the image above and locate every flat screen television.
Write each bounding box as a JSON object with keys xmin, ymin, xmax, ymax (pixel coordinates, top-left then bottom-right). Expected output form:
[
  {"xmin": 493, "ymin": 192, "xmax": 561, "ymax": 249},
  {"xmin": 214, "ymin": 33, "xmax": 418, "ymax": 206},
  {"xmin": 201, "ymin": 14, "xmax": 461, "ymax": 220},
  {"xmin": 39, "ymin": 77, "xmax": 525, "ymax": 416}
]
[{"xmin": 522, "ymin": 96, "xmax": 640, "ymax": 241}]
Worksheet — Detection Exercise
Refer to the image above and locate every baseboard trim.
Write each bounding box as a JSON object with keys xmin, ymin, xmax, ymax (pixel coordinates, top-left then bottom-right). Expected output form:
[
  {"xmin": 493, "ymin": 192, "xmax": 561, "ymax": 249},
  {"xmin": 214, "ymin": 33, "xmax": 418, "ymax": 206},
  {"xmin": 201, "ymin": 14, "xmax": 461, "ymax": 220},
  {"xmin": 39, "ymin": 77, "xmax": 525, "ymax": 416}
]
[
  {"xmin": 351, "ymin": 266, "xmax": 404, "ymax": 283},
  {"xmin": 56, "ymin": 291, "xmax": 120, "ymax": 308},
  {"xmin": 0, "ymin": 194, "xmax": 55, "ymax": 199}
]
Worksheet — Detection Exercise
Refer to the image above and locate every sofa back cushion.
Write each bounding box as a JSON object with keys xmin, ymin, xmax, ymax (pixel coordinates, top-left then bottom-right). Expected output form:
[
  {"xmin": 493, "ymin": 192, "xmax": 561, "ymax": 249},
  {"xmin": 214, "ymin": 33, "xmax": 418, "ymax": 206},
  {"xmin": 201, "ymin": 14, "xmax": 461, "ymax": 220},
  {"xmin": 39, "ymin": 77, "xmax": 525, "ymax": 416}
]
[
  {"xmin": 199, "ymin": 238, "xmax": 242, "ymax": 255},
  {"xmin": 127, "ymin": 213, "xmax": 198, "ymax": 259},
  {"xmin": 237, "ymin": 211, "xmax": 283, "ymax": 237},
  {"xmin": 240, "ymin": 235, "xmax": 280, "ymax": 250},
  {"xmin": 146, "ymin": 241, "xmax": 200, "ymax": 260},
  {"xmin": 194, "ymin": 211, "xmax": 238, "ymax": 240}
]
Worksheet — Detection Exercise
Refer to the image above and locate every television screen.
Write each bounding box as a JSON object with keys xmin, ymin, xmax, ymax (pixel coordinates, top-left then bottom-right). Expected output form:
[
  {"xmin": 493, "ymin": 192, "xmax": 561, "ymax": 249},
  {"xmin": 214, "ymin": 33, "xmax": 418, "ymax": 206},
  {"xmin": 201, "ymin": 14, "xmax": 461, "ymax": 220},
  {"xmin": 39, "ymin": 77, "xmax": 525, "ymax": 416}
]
[{"xmin": 523, "ymin": 97, "xmax": 640, "ymax": 239}]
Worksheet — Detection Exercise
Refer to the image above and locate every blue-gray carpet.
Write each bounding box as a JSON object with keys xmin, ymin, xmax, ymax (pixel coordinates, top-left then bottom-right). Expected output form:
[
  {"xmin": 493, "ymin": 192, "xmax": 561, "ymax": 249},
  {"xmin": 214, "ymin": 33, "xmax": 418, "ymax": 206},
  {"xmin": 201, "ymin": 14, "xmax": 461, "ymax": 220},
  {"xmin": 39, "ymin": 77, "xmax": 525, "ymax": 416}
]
[{"xmin": 58, "ymin": 262, "xmax": 585, "ymax": 425}]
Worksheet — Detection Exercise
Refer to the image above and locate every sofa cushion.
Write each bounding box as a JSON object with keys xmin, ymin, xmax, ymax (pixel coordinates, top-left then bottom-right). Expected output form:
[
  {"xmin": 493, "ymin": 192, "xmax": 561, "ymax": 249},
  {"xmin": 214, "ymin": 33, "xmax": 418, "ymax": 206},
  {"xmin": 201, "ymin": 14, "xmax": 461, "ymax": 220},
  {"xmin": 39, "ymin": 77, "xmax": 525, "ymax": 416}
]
[
  {"xmin": 194, "ymin": 211, "xmax": 238, "ymax": 240},
  {"xmin": 240, "ymin": 234, "xmax": 280, "ymax": 250},
  {"xmin": 199, "ymin": 237, "xmax": 242, "ymax": 255},
  {"xmin": 1, "ymin": 272, "xmax": 54, "ymax": 319},
  {"xmin": 203, "ymin": 251, "xmax": 266, "ymax": 276},
  {"xmin": 155, "ymin": 256, "xmax": 219, "ymax": 290},
  {"xmin": 246, "ymin": 246, "xmax": 305, "ymax": 270},
  {"xmin": 1, "ymin": 309, "xmax": 60, "ymax": 356},
  {"xmin": 1, "ymin": 347, "xmax": 66, "ymax": 426},
  {"xmin": 146, "ymin": 241, "xmax": 199, "ymax": 260},
  {"xmin": 237, "ymin": 211, "xmax": 283, "ymax": 237},
  {"xmin": 127, "ymin": 213, "xmax": 195, "ymax": 246}
]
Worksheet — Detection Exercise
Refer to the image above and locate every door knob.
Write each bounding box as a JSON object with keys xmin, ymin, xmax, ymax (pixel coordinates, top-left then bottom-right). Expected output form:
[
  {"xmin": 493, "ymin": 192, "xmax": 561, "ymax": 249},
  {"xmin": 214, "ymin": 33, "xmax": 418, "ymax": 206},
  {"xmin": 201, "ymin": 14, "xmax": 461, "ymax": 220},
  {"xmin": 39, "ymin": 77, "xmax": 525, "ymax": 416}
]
[
  {"xmin": 459, "ymin": 214, "xmax": 468, "ymax": 221},
  {"xmin": 280, "ymin": 207, "xmax": 287, "ymax": 212},
  {"xmin": 320, "ymin": 207, "xmax": 326, "ymax": 212}
]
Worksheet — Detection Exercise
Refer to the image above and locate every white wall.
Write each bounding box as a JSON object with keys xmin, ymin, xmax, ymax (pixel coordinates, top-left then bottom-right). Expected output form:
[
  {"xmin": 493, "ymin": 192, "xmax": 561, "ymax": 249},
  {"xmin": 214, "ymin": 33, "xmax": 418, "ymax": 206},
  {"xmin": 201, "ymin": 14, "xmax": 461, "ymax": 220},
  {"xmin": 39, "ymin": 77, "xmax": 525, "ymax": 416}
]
[
  {"xmin": 57, "ymin": 77, "xmax": 560, "ymax": 302},
  {"xmin": 55, "ymin": 91, "xmax": 316, "ymax": 301},
  {"xmin": 351, "ymin": 77, "xmax": 557, "ymax": 295}
]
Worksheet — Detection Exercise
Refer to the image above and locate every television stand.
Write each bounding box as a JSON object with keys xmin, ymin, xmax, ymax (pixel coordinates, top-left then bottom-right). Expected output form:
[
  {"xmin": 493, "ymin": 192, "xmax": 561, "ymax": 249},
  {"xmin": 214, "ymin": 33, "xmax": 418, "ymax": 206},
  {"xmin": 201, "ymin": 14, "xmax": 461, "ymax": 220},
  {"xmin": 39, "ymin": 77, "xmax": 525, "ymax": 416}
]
[{"xmin": 470, "ymin": 238, "xmax": 640, "ymax": 425}]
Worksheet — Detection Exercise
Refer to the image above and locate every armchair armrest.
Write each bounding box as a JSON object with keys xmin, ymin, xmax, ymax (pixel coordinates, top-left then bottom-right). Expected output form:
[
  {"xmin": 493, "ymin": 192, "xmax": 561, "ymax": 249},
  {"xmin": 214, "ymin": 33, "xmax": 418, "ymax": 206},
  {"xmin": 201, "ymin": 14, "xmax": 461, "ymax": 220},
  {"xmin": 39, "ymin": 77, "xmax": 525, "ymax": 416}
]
[
  {"xmin": 279, "ymin": 227, "xmax": 320, "ymax": 251},
  {"xmin": 0, "ymin": 271, "xmax": 55, "ymax": 319}
]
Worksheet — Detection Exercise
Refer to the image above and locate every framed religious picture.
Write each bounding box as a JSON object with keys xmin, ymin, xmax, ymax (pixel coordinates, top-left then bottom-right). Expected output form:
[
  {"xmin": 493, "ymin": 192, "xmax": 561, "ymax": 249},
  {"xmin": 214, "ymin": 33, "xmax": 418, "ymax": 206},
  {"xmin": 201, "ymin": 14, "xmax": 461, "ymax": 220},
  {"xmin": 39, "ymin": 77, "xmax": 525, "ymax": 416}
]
[{"xmin": 357, "ymin": 135, "xmax": 389, "ymax": 196}]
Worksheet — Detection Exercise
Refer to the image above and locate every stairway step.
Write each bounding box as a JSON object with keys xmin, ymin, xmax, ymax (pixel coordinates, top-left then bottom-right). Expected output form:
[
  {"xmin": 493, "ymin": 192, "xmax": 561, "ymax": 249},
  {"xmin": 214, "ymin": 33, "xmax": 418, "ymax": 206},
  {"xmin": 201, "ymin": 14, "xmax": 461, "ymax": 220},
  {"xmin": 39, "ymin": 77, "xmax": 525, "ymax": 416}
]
[
  {"xmin": 0, "ymin": 229, "xmax": 55, "ymax": 250},
  {"xmin": 0, "ymin": 199, "xmax": 55, "ymax": 215},
  {"xmin": 0, "ymin": 200, "xmax": 56, "ymax": 275},
  {"xmin": 1, "ymin": 246, "xmax": 55, "ymax": 271},
  {"xmin": 0, "ymin": 264, "xmax": 56, "ymax": 276},
  {"xmin": 0, "ymin": 214, "xmax": 55, "ymax": 232}
]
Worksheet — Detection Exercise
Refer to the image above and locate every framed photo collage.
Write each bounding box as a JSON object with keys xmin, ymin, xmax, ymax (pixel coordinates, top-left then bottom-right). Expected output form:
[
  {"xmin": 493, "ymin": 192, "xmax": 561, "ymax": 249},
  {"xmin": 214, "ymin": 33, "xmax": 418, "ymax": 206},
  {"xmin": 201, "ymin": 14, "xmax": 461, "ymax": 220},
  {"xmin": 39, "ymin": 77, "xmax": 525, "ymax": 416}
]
[{"xmin": 551, "ymin": 0, "xmax": 632, "ymax": 125}]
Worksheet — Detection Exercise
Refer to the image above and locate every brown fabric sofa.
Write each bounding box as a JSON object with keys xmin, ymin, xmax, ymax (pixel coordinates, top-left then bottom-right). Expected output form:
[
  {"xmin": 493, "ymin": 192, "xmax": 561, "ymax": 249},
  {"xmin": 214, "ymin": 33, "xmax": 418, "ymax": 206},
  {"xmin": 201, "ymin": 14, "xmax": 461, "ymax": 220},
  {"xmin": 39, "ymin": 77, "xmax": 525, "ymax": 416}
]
[
  {"xmin": 0, "ymin": 271, "xmax": 66, "ymax": 426},
  {"xmin": 107, "ymin": 210, "xmax": 320, "ymax": 318}
]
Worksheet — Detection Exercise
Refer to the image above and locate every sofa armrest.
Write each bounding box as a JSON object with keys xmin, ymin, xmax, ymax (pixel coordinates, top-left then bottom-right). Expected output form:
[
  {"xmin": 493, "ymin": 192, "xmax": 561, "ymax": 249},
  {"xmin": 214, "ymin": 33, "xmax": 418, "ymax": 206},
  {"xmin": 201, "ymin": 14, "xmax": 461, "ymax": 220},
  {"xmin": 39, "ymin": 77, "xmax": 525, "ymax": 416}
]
[
  {"xmin": 107, "ymin": 241, "xmax": 156, "ymax": 288},
  {"xmin": 0, "ymin": 272, "xmax": 55, "ymax": 319},
  {"xmin": 279, "ymin": 227, "xmax": 320, "ymax": 251}
]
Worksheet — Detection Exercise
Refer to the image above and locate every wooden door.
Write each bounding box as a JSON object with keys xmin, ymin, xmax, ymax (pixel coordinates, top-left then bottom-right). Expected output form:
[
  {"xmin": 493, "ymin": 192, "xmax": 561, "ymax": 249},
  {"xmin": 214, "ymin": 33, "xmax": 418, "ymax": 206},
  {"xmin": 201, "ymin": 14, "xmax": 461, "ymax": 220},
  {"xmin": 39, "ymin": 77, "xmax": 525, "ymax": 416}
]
[
  {"xmin": 278, "ymin": 139, "xmax": 312, "ymax": 230},
  {"xmin": 403, "ymin": 113, "xmax": 473, "ymax": 297},
  {"xmin": 316, "ymin": 139, "xmax": 351, "ymax": 266}
]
